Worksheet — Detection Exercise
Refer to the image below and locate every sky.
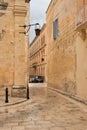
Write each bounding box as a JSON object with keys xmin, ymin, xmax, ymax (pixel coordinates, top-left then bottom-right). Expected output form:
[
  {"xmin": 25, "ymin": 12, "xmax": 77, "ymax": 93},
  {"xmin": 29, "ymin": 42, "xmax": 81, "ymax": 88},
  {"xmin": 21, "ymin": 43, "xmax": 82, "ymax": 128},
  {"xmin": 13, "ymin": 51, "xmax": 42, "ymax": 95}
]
[{"xmin": 30, "ymin": 0, "xmax": 51, "ymax": 43}]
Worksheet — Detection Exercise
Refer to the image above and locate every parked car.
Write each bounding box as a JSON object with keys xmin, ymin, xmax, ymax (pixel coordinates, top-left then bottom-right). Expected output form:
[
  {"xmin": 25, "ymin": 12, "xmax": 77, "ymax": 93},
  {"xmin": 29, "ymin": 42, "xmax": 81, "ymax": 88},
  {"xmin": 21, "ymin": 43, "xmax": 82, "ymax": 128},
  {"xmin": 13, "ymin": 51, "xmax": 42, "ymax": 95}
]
[
  {"xmin": 29, "ymin": 76, "xmax": 43, "ymax": 83},
  {"xmin": 35, "ymin": 76, "xmax": 43, "ymax": 83}
]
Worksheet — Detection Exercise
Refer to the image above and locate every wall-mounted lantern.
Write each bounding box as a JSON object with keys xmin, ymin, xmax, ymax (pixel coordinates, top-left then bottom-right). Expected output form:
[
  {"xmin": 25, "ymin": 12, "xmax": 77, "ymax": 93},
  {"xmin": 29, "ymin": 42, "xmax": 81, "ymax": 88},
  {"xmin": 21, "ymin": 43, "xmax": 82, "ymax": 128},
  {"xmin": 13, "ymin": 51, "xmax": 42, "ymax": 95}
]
[
  {"xmin": 19, "ymin": 23, "xmax": 41, "ymax": 36},
  {"xmin": 35, "ymin": 23, "xmax": 40, "ymax": 36}
]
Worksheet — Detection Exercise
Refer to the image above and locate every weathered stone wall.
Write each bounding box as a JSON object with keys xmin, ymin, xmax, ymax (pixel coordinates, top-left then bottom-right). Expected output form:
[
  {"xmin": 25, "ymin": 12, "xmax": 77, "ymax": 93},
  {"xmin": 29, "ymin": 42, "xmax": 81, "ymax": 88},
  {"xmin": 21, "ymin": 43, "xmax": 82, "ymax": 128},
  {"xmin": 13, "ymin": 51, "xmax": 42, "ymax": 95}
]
[
  {"xmin": 46, "ymin": 0, "xmax": 87, "ymax": 100},
  {"xmin": 0, "ymin": 0, "xmax": 15, "ymax": 86},
  {"xmin": 0, "ymin": 0, "xmax": 29, "ymax": 91},
  {"xmin": 46, "ymin": 0, "xmax": 77, "ymax": 95},
  {"xmin": 76, "ymin": 30, "xmax": 87, "ymax": 99}
]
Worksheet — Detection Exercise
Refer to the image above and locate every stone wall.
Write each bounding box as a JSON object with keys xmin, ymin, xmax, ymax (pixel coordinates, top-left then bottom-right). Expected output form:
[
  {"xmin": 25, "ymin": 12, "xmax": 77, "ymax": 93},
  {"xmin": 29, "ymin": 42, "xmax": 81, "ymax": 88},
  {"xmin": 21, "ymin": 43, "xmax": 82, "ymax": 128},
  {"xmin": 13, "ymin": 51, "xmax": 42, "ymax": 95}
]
[
  {"xmin": 0, "ymin": 0, "xmax": 30, "ymax": 97},
  {"xmin": 46, "ymin": 0, "xmax": 87, "ymax": 100},
  {"xmin": 46, "ymin": 0, "xmax": 77, "ymax": 95},
  {"xmin": 0, "ymin": 0, "xmax": 15, "ymax": 86},
  {"xmin": 76, "ymin": 30, "xmax": 87, "ymax": 99}
]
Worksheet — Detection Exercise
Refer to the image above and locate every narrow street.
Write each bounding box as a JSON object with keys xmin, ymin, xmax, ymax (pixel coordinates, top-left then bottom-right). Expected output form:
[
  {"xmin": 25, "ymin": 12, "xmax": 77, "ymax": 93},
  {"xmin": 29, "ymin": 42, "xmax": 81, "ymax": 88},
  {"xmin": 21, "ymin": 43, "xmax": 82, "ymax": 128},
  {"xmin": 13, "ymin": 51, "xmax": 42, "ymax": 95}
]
[{"xmin": 0, "ymin": 83, "xmax": 87, "ymax": 130}]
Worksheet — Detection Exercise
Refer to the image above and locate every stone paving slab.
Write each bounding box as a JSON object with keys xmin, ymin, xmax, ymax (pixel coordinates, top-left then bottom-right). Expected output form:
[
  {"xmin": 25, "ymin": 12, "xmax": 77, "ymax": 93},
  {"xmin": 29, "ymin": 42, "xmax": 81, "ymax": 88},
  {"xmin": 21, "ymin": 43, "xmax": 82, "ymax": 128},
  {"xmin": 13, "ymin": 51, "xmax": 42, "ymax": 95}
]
[{"xmin": 0, "ymin": 83, "xmax": 87, "ymax": 130}]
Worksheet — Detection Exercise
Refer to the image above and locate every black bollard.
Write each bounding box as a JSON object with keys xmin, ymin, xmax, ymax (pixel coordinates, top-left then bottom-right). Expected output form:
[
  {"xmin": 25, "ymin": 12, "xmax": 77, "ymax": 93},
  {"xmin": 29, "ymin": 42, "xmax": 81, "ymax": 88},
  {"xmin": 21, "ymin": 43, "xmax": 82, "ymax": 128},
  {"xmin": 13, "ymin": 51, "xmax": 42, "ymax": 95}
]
[
  {"xmin": 5, "ymin": 87, "xmax": 9, "ymax": 103},
  {"xmin": 27, "ymin": 85, "xmax": 30, "ymax": 99}
]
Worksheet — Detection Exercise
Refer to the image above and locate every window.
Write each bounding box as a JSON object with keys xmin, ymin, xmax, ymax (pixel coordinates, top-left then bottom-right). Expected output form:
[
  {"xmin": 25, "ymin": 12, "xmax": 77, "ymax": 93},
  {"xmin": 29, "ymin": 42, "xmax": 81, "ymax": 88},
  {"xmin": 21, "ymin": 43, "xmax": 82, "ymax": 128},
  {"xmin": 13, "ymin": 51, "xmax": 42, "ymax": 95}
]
[{"xmin": 53, "ymin": 19, "xmax": 59, "ymax": 40}]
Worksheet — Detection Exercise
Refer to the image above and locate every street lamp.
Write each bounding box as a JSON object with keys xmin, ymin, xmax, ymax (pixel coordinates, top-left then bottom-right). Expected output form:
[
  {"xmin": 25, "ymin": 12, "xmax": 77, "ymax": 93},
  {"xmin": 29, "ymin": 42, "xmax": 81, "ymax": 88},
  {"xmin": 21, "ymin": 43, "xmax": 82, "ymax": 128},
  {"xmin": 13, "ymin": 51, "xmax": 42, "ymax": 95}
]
[
  {"xmin": 19, "ymin": 23, "xmax": 41, "ymax": 36},
  {"xmin": 19, "ymin": 23, "xmax": 40, "ymax": 99}
]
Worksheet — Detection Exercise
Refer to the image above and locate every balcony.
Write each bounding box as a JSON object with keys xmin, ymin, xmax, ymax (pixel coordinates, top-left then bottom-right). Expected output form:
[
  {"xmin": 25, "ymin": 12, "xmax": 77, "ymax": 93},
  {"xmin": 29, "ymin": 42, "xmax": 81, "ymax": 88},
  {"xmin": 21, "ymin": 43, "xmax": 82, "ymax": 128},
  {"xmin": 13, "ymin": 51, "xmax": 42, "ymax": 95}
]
[{"xmin": 76, "ymin": 4, "xmax": 87, "ymax": 30}]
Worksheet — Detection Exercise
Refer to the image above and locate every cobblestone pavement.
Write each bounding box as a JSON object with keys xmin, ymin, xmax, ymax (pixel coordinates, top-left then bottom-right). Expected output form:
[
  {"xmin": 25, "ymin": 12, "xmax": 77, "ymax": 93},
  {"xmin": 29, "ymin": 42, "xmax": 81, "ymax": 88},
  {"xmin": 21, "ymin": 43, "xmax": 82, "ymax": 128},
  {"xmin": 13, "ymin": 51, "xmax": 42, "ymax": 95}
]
[{"xmin": 0, "ymin": 83, "xmax": 87, "ymax": 130}]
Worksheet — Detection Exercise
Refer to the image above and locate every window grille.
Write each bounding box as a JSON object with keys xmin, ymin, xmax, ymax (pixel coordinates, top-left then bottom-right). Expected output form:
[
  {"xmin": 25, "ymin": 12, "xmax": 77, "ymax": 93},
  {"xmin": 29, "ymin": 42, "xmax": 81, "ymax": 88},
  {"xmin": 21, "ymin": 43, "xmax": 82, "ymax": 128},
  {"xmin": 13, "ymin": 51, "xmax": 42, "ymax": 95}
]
[{"xmin": 53, "ymin": 19, "xmax": 59, "ymax": 40}]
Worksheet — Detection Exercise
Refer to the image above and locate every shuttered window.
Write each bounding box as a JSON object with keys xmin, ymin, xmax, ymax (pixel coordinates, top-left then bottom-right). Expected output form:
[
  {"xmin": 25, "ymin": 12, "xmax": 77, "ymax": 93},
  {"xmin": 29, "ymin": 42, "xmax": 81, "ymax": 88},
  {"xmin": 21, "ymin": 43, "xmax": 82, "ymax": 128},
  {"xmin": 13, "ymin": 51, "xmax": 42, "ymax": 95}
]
[{"xmin": 53, "ymin": 19, "xmax": 58, "ymax": 40}]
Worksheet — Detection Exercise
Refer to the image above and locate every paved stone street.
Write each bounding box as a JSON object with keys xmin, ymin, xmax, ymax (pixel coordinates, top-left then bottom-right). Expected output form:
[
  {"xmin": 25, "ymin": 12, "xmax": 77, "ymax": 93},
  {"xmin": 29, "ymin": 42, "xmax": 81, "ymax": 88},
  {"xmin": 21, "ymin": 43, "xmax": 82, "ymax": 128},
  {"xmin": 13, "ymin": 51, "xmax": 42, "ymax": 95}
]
[{"xmin": 0, "ymin": 83, "xmax": 87, "ymax": 130}]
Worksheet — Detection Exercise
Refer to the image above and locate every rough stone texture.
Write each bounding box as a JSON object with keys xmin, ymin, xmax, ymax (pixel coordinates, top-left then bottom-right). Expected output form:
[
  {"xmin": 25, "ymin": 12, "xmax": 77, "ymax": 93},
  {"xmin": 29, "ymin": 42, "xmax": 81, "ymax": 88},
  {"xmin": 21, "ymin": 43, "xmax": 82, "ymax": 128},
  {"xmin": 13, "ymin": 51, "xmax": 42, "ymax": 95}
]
[
  {"xmin": 0, "ymin": 0, "xmax": 30, "ymax": 93},
  {"xmin": 76, "ymin": 32, "xmax": 87, "ymax": 99},
  {"xmin": 46, "ymin": 0, "xmax": 77, "ymax": 95},
  {"xmin": 46, "ymin": 0, "xmax": 87, "ymax": 99},
  {"xmin": 11, "ymin": 87, "xmax": 27, "ymax": 98}
]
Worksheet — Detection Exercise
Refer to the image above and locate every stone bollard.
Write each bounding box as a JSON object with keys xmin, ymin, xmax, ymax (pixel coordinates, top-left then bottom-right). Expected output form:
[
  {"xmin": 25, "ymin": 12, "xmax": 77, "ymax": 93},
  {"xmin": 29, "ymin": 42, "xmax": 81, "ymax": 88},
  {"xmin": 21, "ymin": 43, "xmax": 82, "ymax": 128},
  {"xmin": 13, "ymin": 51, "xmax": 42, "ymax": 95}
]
[
  {"xmin": 27, "ymin": 85, "xmax": 30, "ymax": 99},
  {"xmin": 5, "ymin": 87, "xmax": 9, "ymax": 103}
]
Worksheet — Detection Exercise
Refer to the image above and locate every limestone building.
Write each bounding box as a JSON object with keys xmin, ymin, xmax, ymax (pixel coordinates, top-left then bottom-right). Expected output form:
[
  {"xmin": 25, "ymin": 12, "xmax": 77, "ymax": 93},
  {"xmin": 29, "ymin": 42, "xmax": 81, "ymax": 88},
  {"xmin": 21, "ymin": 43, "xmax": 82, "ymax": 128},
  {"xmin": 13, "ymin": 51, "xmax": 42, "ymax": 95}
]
[
  {"xmin": 29, "ymin": 24, "xmax": 47, "ymax": 82},
  {"xmin": 46, "ymin": 0, "xmax": 87, "ymax": 100},
  {"xmin": 0, "ymin": 0, "xmax": 30, "ymax": 90}
]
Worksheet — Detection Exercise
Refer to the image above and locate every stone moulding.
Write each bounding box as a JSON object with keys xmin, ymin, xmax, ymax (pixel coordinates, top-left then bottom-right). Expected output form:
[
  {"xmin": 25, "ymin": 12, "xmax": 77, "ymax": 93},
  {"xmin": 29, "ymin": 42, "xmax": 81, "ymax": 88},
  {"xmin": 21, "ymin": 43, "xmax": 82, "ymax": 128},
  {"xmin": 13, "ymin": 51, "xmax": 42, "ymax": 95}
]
[
  {"xmin": 13, "ymin": 5, "xmax": 27, "ymax": 16},
  {"xmin": 12, "ymin": 85, "xmax": 26, "ymax": 89}
]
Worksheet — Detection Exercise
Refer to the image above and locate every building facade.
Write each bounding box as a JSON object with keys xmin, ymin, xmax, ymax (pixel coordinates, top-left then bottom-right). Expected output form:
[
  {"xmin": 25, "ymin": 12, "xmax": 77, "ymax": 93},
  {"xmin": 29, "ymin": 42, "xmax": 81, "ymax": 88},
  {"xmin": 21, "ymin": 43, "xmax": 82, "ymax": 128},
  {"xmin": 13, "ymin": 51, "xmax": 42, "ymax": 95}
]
[
  {"xmin": 29, "ymin": 24, "xmax": 47, "ymax": 82},
  {"xmin": 0, "ymin": 0, "xmax": 30, "ymax": 90},
  {"xmin": 46, "ymin": 0, "xmax": 87, "ymax": 100}
]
